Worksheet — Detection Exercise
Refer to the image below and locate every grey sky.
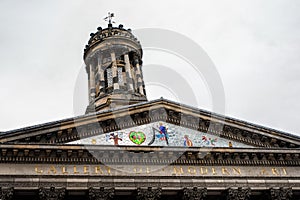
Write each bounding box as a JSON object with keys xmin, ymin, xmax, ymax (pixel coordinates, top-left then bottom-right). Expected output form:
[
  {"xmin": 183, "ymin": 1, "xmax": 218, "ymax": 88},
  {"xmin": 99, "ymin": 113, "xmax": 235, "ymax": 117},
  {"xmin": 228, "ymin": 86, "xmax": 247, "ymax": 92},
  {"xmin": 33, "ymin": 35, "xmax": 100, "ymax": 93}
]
[{"xmin": 0, "ymin": 0, "xmax": 300, "ymax": 136}]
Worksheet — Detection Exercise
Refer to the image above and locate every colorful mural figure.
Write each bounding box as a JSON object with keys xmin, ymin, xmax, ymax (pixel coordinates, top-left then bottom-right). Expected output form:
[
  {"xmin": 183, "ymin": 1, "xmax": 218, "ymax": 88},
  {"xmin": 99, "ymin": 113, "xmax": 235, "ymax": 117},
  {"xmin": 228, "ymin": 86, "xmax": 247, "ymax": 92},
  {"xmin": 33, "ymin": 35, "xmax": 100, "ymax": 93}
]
[
  {"xmin": 201, "ymin": 136, "xmax": 209, "ymax": 145},
  {"xmin": 210, "ymin": 138, "xmax": 217, "ymax": 146},
  {"xmin": 158, "ymin": 123, "xmax": 169, "ymax": 144},
  {"xmin": 202, "ymin": 136, "xmax": 217, "ymax": 146},
  {"xmin": 109, "ymin": 133, "xmax": 123, "ymax": 145},
  {"xmin": 228, "ymin": 141, "xmax": 233, "ymax": 148},
  {"xmin": 129, "ymin": 131, "xmax": 146, "ymax": 145},
  {"xmin": 183, "ymin": 135, "xmax": 193, "ymax": 147},
  {"xmin": 159, "ymin": 123, "xmax": 168, "ymax": 138},
  {"xmin": 148, "ymin": 123, "xmax": 169, "ymax": 145}
]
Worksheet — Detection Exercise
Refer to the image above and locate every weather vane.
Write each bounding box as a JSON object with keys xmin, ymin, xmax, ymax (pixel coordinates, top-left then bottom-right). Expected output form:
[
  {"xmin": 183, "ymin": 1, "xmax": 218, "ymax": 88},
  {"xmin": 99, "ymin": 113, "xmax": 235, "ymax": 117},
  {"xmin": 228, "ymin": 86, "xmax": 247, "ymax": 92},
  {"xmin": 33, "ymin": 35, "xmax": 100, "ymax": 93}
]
[{"xmin": 104, "ymin": 12, "xmax": 115, "ymax": 24}]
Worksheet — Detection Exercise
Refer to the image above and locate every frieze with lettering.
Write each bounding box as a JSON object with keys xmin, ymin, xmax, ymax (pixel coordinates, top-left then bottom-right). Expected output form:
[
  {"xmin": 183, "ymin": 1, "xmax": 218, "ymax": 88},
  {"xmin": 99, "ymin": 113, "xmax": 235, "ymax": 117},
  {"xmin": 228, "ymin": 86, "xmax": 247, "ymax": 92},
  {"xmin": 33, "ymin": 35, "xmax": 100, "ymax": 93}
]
[{"xmin": 0, "ymin": 164, "xmax": 295, "ymax": 177}]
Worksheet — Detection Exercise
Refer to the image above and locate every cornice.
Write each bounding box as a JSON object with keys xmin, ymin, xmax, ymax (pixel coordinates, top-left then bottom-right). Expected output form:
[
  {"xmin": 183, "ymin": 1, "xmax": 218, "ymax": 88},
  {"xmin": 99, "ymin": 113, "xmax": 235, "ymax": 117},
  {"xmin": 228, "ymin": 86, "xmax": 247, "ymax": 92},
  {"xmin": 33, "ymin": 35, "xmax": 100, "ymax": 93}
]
[{"xmin": 0, "ymin": 144, "xmax": 299, "ymax": 166}]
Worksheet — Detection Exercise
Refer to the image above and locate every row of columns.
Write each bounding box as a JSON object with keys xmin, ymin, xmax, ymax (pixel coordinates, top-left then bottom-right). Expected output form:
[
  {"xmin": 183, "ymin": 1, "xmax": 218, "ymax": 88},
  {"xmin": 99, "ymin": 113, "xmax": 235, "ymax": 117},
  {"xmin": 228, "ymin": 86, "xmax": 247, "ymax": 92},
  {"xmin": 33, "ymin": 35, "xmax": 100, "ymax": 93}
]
[
  {"xmin": 0, "ymin": 186, "xmax": 294, "ymax": 200},
  {"xmin": 88, "ymin": 51, "xmax": 146, "ymax": 103}
]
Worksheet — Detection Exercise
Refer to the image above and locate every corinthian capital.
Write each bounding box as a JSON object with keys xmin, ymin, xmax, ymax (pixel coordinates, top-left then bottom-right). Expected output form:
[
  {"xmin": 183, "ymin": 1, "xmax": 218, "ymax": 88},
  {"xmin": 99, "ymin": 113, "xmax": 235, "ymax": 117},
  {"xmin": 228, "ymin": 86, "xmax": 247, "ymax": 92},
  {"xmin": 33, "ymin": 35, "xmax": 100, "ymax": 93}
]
[
  {"xmin": 137, "ymin": 187, "xmax": 162, "ymax": 200},
  {"xmin": 0, "ymin": 187, "xmax": 14, "ymax": 200},
  {"xmin": 227, "ymin": 187, "xmax": 251, "ymax": 200},
  {"xmin": 270, "ymin": 187, "xmax": 293, "ymax": 200},
  {"xmin": 39, "ymin": 187, "xmax": 65, "ymax": 200},
  {"xmin": 182, "ymin": 187, "xmax": 207, "ymax": 200},
  {"xmin": 89, "ymin": 187, "xmax": 115, "ymax": 200}
]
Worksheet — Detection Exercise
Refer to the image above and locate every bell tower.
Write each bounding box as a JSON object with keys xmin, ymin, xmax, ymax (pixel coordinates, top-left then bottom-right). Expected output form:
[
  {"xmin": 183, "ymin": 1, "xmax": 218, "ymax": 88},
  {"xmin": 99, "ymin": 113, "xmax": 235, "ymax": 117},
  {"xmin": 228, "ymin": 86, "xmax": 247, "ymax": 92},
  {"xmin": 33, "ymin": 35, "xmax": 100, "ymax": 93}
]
[{"xmin": 84, "ymin": 14, "xmax": 147, "ymax": 113}]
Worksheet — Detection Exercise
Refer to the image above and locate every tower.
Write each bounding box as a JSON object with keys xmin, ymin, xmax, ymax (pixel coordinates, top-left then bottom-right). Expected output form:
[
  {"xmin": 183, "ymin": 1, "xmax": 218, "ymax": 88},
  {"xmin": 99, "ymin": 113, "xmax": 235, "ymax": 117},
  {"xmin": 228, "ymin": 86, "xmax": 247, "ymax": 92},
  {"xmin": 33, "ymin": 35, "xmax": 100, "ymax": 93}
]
[{"xmin": 84, "ymin": 18, "xmax": 147, "ymax": 113}]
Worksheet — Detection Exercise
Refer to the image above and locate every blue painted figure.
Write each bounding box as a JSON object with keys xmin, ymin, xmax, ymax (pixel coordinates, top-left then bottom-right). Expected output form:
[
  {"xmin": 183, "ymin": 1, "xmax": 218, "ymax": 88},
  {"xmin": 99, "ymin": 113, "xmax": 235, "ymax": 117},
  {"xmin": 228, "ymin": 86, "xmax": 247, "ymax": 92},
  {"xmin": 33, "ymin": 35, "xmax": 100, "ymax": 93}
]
[{"xmin": 158, "ymin": 122, "xmax": 169, "ymax": 141}]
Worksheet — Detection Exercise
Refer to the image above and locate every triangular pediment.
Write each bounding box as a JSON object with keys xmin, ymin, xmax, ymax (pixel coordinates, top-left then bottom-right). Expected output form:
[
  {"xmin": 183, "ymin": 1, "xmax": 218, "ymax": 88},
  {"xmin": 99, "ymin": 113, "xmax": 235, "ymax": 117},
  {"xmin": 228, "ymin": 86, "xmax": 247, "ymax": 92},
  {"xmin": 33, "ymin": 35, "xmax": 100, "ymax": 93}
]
[{"xmin": 1, "ymin": 98, "xmax": 299, "ymax": 149}]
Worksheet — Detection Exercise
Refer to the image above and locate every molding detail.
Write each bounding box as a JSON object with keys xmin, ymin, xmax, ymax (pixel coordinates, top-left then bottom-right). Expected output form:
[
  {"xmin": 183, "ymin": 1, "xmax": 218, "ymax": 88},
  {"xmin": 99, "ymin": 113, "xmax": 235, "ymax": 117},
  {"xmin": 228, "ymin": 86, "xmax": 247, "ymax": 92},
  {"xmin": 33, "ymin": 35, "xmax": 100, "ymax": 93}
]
[
  {"xmin": 89, "ymin": 187, "xmax": 115, "ymax": 200},
  {"xmin": 227, "ymin": 187, "xmax": 251, "ymax": 200},
  {"xmin": 182, "ymin": 187, "xmax": 207, "ymax": 200},
  {"xmin": 137, "ymin": 187, "xmax": 162, "ymax": 200},
  {"xmin": 0, "ymin": 144, "xmax": 300, "ymax": 166},
  {"xmin": 39, "ymin": 187, "xmax": 65, "ymax": 200},
  {"xmin": 270, "ymin": 187, "xmax": 293, "ymax": 200},
  {"xmin": 0, "ymin": 187, "xmax": 13, "ymax": 200}
]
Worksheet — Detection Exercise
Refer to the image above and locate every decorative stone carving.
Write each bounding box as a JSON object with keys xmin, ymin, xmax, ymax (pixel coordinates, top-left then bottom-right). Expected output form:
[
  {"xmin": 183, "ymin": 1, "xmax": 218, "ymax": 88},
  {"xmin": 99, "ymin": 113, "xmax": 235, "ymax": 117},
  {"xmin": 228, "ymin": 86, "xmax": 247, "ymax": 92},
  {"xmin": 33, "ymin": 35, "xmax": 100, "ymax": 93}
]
[
  {"xmin": 227, "ymin": 187, "xmax": 251, "ymax": 200},
  {"xmin": 39, "ymin": 187, "xmax": 65, "ymax": 200},
  {"xmin": 270, "ymin": 187, "xmax": 293, "ymax": 200},
  {"xmin": 89, "ymin": 187, "xmax": 115, "ymax": 200},
  {"xmin": 137, "ymin": 187, "xmax": 162, "ymax": 200},
  {"xmin": 182, "ymin": 187, "xmax": 207, "ymax": 200},
  {"xmin": 0, "ymin": 187, "xmax": 13, "ymax": 200}
]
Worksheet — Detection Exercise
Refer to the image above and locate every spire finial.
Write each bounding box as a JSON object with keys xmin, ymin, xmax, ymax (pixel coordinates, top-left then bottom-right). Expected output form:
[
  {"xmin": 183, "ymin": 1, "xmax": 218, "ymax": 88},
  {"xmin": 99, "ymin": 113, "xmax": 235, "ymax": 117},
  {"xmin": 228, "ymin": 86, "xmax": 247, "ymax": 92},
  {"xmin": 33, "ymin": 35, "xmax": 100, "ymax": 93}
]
[{"xmin": 104, "ymin": 12, "xmax": 115, "ymax": 25}]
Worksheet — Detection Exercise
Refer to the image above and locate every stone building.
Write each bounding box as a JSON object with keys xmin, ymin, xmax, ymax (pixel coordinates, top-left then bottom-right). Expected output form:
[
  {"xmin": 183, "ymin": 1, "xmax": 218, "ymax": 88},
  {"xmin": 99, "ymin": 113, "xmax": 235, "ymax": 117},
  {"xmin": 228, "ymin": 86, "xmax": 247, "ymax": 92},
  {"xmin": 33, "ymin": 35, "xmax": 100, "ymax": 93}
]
[{"xmin": 0, "ymin": 19, "xmax": 300, "ymax": 200}]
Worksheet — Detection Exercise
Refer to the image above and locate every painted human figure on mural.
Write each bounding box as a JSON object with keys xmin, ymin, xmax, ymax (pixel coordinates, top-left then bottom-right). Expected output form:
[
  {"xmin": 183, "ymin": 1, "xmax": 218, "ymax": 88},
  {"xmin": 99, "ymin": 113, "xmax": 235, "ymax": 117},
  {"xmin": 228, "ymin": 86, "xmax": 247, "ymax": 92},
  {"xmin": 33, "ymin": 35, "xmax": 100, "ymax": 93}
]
[
  {"xmin": 183, "ymin": 135, "xmax": 193, "ymax": 147},
  {"xmin": 210, "ymin": 138, "xmax": 217, "ymax": 146},
  {"xmin": 148, "ymin": 122, "xmax": 170, "ymax": 145},
  {"xmin": 158, "ymin": 122, "xmax": 169, "ymax": 141},
  {"xmin": 202, "ymin": 136, "xmax": 217, "ymax": 146},
  {"xmin": 202, "ymin": 136, "xmax": 210, "ymax": 145},
  {"xmin": 109, "ymin": 133, "xmax": 122, "ymax": 145},
  {"xmin": 156, "ymin": 122, "xmax": 169, "ymax": 145}
]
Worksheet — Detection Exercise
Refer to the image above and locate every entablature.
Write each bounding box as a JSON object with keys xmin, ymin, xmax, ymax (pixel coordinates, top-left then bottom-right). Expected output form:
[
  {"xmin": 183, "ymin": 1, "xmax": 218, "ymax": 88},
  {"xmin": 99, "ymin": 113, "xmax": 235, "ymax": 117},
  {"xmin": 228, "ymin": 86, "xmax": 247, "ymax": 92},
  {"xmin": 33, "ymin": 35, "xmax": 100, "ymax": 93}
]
[{"xmin": 0, "ymin": 144, "xmax": 299, "ymax": 167}]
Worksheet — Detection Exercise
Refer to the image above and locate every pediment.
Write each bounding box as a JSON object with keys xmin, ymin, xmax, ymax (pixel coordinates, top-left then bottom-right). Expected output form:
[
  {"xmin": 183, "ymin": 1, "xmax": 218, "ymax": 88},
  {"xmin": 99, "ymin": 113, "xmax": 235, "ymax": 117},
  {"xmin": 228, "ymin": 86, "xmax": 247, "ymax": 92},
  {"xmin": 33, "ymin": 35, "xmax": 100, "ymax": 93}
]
[{"xmin": 1, "ymin": 98, "xmax": 299, "ymax": 149}]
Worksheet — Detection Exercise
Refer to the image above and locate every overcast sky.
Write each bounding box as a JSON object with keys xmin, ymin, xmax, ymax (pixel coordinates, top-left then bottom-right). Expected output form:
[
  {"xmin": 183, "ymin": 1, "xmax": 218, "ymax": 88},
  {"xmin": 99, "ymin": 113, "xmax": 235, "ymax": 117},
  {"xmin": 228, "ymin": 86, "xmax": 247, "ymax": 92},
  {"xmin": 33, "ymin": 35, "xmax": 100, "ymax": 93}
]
[{"xmin": 0, "ymin": 0, "xmax": 299, "ymax": 136}]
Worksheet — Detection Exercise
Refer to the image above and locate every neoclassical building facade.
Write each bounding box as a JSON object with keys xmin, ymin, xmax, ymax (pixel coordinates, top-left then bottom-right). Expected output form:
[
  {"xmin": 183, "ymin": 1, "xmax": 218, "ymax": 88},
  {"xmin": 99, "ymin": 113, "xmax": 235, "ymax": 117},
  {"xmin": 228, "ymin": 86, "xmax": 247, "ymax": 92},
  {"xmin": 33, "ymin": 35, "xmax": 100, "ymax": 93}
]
[{"xmin": 0, "ymin": 18, "xmax": 300, "ymax": 200}]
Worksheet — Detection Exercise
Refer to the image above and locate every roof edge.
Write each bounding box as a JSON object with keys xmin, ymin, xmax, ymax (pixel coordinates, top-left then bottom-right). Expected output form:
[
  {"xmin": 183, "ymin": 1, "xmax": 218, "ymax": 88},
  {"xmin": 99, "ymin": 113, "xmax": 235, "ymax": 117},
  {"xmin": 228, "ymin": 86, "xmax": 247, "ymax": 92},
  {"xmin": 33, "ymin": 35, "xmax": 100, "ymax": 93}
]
[{"xmin": 1, "ymin": 98, "xmax": 299, "ymax": 141}]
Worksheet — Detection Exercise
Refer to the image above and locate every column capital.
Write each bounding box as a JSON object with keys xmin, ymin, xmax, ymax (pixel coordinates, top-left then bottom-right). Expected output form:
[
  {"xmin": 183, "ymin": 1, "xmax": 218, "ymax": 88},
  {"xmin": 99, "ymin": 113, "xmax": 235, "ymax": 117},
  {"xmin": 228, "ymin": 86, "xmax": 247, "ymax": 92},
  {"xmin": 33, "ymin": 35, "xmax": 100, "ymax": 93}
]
[
  {"xmin": 137, "ymin": 187, "xmax": 162, "ymax": 200},
  {"xmin": 270, "ymin": 187, "xmax": 293, "ymax": 200},
  {"xmin": 226, "ymin": 187, "xmax": 251, "ymax": 200},
  {"xmin": 89, "ymin": 187, "xmax": 115, "ymax": 200},
  {"xmin": 182, "ymin": 187, "xmax": 207, "ymax": 200},
  {"xmin": 133, "ymin": 53, "xmax": 142, "ymax": 65},
  {"xmin": 38, "ymin": 187, "xmax": 65, "ymax": 200},
  {"xmin": 0, "ymin": 187, "xmax": 13, "ymax": 200}
]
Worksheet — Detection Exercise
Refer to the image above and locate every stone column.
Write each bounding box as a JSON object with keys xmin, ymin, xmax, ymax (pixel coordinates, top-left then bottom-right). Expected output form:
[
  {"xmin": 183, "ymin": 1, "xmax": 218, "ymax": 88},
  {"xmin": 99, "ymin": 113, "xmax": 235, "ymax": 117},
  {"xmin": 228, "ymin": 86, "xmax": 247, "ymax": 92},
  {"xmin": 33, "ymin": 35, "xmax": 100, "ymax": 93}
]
[
  {"xmin": 0, "ymin": 187, "xmax": 14, "ymax": 200},
  {"xmin": 87, "ymin": 65, "xmax": 91, "ymax": 102},
  {"xmin": 38, "ymin": 187, "xmax": 65, "ymax": 200},
  {"xmin": 226, "ymin": 187, "xmax": 251, "ymax": 200},
  {"xmin": 110, "ymin": 52, "xmax": 119, "ymax": 91},
  {"xmin": 182, "ymin": 187, "xmax": 207, "ymax": 200},
  {"xmin": 89, "ymin": 63, "xmax": 96, "ymax": 101},
  {"xmin": 270, "ymin": 187, "xmax": 293, "ymax": 200},
  {"xmin": 98, "ymin": 57, "xmax": 105, "ymax": 96},
  {"xmin": 137, "ymin": 187, "xmax": 162, "ymax": 200},
  {"xmin": 133, "ymin": 55, "xmax": 145, "ymax": 95},
  {"xmin": 124, "ymin": 54, "xmax": 134, "ymax": 92},
  {"xmin": 89, "ymin": 187, "xmax": 115, "ymax": 200}
]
